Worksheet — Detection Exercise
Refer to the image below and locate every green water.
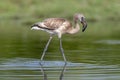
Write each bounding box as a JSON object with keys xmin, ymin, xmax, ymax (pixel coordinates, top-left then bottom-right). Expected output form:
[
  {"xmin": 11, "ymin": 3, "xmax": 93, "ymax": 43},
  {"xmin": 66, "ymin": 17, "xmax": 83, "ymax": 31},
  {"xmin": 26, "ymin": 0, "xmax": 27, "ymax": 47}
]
[{"xmin": 0, "ymin": 21, "xmax": 120, "ymax": 80}]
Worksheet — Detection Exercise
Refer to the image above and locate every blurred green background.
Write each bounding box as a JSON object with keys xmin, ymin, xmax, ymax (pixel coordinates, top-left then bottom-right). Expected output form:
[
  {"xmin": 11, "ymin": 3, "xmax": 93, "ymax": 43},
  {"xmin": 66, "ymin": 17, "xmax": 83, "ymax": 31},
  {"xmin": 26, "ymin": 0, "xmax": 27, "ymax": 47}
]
[{"xmin": 0, "ymin": 0, "xmax": 120, "ymax": 37}]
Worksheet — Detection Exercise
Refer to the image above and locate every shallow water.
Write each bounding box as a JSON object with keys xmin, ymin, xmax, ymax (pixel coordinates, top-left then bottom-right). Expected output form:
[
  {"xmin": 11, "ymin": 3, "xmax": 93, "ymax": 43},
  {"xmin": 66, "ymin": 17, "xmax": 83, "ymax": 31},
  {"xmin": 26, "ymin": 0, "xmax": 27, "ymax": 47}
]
[
  {"xmin": 0, "ymin": 58, "xmax": 119, "ymax": 80},
  {"xmin": 0, "ymin": 21, "xmax": 120, "ymax": 80}
]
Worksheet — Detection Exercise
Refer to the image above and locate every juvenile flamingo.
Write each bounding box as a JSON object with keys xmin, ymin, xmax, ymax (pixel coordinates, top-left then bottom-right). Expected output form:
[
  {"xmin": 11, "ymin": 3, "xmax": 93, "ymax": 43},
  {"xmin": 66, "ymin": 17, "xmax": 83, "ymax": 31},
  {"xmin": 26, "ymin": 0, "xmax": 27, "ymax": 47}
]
[{"xmin": 31, "ymin": 13, "xmax": 87, "ymax": 62}]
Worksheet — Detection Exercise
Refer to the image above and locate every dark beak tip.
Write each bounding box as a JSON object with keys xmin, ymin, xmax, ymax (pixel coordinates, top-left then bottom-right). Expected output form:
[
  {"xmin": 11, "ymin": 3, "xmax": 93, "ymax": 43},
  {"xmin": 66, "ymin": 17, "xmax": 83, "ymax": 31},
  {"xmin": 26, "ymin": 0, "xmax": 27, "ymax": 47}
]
[
  {"xmin": 82, "ymin": 25, "xmax": 87, "ymax": 32},
  {"xmin": 82, "ymin": 29, "xmax": 85, "ymax": 32},
  {"xmin": 82, "ymin": 30, "xmax": 85, "ymax": 32},
  {"xmin": 81, "ymin": 18, "xmax": 87, "ymax": 32}
]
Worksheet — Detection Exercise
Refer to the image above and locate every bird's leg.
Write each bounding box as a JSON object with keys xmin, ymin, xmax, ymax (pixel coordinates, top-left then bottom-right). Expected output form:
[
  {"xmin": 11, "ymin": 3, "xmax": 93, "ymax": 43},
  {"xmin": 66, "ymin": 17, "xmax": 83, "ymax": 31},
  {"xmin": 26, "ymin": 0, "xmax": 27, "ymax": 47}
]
[
  {"xmin": 59, "ymin": 62, "xmax": 67, "ymax": 80},
  {"xmin": 40, "ymin": 36, "xmax": 52, "ymax": 80},
  {"xmin": 59, "ymin": 38, "xmax": 67, "ymax": 63},
  {"xmin": 40, "ymin": 36, "xmax": 53, "ymax": 61}
]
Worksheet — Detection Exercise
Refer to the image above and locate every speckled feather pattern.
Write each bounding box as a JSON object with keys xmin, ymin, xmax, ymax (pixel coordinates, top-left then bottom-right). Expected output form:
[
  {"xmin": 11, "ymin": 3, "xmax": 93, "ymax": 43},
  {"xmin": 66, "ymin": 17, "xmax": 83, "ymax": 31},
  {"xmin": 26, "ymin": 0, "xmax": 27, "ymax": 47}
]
[{"xmin": 42, "ymin": 18, "xmax": 72, "ymax": 31}]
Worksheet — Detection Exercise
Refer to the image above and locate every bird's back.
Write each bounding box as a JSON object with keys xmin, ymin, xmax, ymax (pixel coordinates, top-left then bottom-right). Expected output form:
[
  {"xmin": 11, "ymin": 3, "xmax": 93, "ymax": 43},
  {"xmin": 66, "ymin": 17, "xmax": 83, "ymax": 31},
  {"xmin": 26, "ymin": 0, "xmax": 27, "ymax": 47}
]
[{"xmin": 43, "ymin": 18, "xmax": 71, "ymax": 30}]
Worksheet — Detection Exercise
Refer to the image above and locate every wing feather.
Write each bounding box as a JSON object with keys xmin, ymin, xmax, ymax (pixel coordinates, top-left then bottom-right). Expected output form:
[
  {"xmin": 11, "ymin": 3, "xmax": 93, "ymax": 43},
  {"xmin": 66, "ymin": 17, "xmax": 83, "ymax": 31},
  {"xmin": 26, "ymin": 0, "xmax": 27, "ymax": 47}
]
[{"xmin": 43, "ymin": 18, "xmax": 66, "ymax": 29}]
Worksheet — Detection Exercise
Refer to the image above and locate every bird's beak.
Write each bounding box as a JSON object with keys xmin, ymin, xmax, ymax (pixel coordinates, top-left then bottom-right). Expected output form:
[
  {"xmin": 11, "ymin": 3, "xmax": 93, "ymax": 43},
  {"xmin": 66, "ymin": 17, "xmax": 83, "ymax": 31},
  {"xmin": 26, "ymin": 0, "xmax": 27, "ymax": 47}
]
[{"xmin": 80, "ymin": 17, "xmax": 87, "ymax": 32}]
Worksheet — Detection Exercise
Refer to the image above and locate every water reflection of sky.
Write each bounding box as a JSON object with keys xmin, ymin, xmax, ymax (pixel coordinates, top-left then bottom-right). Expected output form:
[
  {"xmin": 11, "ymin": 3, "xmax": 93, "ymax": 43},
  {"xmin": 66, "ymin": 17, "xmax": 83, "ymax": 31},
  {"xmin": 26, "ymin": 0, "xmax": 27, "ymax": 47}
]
[{"xmin": 0, "ymin": 58, "xmax": 118, "ymax": 71}]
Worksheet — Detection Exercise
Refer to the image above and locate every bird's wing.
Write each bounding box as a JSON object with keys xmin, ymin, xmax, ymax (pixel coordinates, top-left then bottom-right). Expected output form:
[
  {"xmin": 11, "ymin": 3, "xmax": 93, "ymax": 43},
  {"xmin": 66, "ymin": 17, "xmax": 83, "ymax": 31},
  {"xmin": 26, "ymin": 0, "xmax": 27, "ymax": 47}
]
[{"xmin": 42, "ymin": 18, "xmax": 66, "ymax": 30}]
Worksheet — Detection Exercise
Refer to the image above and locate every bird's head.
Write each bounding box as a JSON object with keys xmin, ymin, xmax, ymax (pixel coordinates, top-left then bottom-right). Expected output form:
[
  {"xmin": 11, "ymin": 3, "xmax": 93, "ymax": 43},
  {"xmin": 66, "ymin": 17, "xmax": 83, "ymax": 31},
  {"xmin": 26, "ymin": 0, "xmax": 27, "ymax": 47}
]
[{"xmin": 74, "ymin": 13, "xmax": 87, "ymax": 32}]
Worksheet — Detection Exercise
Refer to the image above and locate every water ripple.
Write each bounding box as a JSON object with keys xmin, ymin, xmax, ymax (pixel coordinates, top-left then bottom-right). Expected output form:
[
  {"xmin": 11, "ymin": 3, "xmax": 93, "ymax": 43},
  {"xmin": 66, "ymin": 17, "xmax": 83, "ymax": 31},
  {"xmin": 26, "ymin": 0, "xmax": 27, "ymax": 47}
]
[{"xmin": 94, "ymin": 40, "xmax": 120, "ymax": 45}]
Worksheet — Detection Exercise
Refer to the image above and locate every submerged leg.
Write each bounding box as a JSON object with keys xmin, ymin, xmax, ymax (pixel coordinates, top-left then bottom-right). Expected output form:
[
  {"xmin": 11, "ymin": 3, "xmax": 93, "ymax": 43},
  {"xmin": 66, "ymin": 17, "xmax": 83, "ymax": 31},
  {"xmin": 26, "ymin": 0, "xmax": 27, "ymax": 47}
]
[
  {"xmin": 40, "ymin": 62, "xmax": 48, "ymax": 80},
  {"xmin": 59, "ymin": 62, "xmax": 67, "ymax": 80},
  {"xmin": 40, "ymin": 36, "xmax": 53, "ymax": 61},
  {"xmin": 59, "ymin": 38, "xmax": 67, "ymax": 63}
]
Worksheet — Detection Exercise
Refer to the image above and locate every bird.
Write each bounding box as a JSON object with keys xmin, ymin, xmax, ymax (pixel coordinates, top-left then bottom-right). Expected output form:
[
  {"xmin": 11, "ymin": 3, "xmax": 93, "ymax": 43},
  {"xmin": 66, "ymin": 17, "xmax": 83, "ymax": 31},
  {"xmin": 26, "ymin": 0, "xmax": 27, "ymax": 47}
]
[{"xmin": 31, "ymin": 13, "xmax": 87, "ymax": 63}]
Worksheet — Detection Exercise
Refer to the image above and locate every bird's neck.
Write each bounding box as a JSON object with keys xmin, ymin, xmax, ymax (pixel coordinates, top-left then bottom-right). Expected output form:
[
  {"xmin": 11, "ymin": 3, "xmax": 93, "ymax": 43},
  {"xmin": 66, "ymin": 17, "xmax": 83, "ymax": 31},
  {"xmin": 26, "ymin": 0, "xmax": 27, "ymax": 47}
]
[{"xmin": 67, "ymin": 22, "xmax": 80, "ymax": 34}]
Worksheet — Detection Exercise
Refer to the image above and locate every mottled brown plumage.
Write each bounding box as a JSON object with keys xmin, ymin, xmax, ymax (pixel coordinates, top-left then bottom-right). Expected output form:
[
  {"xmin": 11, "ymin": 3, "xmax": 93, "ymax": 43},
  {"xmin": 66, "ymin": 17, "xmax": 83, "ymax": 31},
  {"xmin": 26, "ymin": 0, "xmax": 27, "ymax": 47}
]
[
  {"xmin": 43, "ymin": 18, "xmax": 66, "ymax": 29},
  {"xmin": 31, "ymin": 14, "xmax": 87, "ymax": 38},
  {"xmin": 44, "ymin": 18, "xmax": 73, "ymax": 34}
]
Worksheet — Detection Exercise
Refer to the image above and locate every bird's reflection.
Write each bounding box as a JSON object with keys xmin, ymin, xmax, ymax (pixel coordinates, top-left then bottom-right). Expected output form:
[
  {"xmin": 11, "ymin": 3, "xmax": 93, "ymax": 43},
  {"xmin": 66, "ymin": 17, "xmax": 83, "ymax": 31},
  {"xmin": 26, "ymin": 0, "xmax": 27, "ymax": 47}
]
[
  {"xmin": 40, "ymin": 62, "xmax": 67, "ymax": 80},
  {"xmin": 59, "ymin": 62, "xmax": 67, "ymax": 80},
  {"xmin": 39, "ymin": 62, "xmax": 48, "ymax": 80}
]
